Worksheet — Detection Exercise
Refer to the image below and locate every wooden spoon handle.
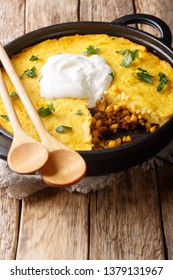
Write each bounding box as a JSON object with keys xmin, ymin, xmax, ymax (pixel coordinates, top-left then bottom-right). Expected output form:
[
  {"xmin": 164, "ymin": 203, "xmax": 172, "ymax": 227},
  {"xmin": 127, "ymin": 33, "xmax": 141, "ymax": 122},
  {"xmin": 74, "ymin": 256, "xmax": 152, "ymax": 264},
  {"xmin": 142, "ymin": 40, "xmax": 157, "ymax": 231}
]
[
  {"xmin": 0, "ymin": 43, "xmax": 48, "ymax": 140},
  {"xmin": 0, "ymin": 68, "xmax": 22, "ymax": 134}
]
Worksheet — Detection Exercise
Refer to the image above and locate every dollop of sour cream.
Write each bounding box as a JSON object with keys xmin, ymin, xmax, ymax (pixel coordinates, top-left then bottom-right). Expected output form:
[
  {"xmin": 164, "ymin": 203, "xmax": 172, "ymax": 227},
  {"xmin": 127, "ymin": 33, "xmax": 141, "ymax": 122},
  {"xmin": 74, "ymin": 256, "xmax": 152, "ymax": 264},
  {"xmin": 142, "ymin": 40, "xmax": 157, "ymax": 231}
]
[{"xmin": 40, "ymin": 53, "xmax": 113, "ymax": 108}]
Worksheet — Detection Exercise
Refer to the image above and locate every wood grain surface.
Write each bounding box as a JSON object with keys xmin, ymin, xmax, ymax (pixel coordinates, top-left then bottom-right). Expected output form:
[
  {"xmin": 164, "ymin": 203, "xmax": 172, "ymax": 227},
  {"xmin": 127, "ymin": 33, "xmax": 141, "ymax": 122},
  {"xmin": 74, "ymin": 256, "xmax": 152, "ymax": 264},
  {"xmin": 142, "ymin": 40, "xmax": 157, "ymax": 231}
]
[
  {"xmin": 0, "ymin": 188, "xmax": 19, "ymax": 260},
  {"xmin": 17, "ymin": 189, "xmax": 89, "ymax": 260},
  {"xmin": 0, "ymin": 0, "xmax": 24, "ymax": 260},
  {"xmin": 89, "ymin": 168, "xmax": 164, "ymax": 260},
  {"xmin": 0, "ymin": 0, "xmax": 173, "ymax": 260}
]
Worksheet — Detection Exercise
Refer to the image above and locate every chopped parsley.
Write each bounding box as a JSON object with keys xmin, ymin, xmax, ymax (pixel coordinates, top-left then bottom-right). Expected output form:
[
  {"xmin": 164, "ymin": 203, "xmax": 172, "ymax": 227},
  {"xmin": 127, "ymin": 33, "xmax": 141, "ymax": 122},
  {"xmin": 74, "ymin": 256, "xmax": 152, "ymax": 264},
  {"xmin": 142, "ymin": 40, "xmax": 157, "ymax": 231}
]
[
  {"xmin": 157, "ymin": 72, "xmax": 169, "ymax": 92},
  {"xmin": 10, "ymin": 91, "xmax": 18, "ymax": 97},
  {"xmin": 56, "ymin": 125, "xmax": 72, "ymax": 133},
  {"xmin": 116, "ymin": 49, "xmax": 139, "ymax": 67},
  {"xmin": 136, "ymin": 68, "xmax": 154, "ymax": 83},
  {"xmin": 37, "ymin": 101, "xmax": 55, "ymax": 118},
  {"xmin": 108, "ymin": 72, "xmax": 114, "ymax": 79},
  {"xmin": 84, "ymin": 45, "xmax": 101, "ymax": 55},
  {"xmin": 20, "ymin": 66, "xmax": 37, "ymax": 78},
  {"xmin": 24, "ymin": 66, "xmax": 37, "ymax": 78},
  {"xmin": 29, "ymin": 55, "xmax": 39, "ymax": 61},
  {"xmin": 0, "ymin": 115, "xmax": 9, "ymax": 121},
  {"xmin": 75, "ymin": 109, "xmax": 83, "ymax": 115}
]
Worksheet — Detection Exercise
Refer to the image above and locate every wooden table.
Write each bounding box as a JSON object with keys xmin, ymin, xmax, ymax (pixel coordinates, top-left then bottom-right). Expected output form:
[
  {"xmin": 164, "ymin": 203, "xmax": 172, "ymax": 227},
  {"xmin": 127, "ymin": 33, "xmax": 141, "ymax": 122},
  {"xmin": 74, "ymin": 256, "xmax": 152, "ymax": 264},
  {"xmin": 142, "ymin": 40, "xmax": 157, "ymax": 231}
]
[{"xmin": 1, "ymin": 0, "xmax": 173, "ymax": 260}]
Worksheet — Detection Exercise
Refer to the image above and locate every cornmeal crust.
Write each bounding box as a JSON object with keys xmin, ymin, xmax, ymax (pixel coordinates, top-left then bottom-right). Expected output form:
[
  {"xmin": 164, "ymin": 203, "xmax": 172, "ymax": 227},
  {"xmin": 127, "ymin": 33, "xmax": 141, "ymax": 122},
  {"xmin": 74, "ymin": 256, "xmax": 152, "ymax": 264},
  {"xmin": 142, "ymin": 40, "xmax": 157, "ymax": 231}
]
[{"xmin": 0, "ymin": 34, "xmax": 173, "ymax": 150}]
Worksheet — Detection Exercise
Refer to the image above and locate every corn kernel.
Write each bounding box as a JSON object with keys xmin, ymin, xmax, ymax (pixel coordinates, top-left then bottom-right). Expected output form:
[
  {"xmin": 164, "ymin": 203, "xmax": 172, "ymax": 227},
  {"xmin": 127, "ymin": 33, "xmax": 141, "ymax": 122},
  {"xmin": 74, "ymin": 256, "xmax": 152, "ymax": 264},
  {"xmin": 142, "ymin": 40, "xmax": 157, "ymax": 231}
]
[
  {"xmin": 150, "ymin": 125, "xmax": 157, "ymax": 133},
  {"xmin": 96, "ymin": 99, "xmax": 101, "ymax": 106},
  {"xmin": 115, "ymin": 138, "xmax": 122, "ymax": 146},
  {"xmin": 95, "ymin": 119, "xmax": 102, "ymax": 129},
  {"xmin": 97, "ymin": 101, "xmax": 107, "ymax": 111},
  {"xmin": 113, "ymin": 105, "xmax": 122, "ymax": 112},
  {"xmin": 145, "ymin": 122, "xmax": 151, "ymax": 130},
  {"xmin": 125, "ymin": 116, "xmax": 131, "ymax": 123},
  {"xmin": 108, "ymin": 138, "xmax": 121, "ymax": 148},
  {"xmin": 105, "ymin": 105, "xmax": 113, "ymax": 113},
  {"xmin": 122, "ymin": 135, "xmax": 132, "ymax": 143},
  {"xmin": 130, "ymin": 114, "xmax": 138, "ymax": 123},
  {"xmin": 110, "ymin": 123, "xmax": 119, "ymax": 130},
  {"xmin": 108, "ymin": 140, "xmax": 117, "ymax": 148},
  {"xmin": 122, "ymin": 109, "xmax": 130, "ymax": 116}
]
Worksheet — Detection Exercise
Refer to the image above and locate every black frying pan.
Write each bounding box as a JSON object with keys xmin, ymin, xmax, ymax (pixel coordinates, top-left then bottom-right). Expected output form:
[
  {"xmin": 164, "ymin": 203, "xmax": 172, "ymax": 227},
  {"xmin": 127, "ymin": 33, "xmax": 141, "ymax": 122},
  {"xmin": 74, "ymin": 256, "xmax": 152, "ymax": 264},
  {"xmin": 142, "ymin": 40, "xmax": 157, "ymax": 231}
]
[{"xmin": 1, "ymin": 14, "xmax": 173, "ymax": 176}]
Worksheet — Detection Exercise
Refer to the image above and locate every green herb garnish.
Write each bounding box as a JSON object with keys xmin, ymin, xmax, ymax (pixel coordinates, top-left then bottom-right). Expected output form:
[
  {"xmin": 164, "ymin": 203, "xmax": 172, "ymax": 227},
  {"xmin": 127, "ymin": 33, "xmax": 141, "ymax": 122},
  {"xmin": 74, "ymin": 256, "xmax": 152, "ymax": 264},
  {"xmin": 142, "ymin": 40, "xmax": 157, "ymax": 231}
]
[
  {"xmin": 24, "ymin": 66, "xmax": 37, "ymax": 78},
  {"xmin": 56, "ymin": 125, "xmax": 72, "ymax": 133},
  {"xmin": 136, "ymin": 68, "xmax": 154, "ymax": 83},
  {"xmin": 10, "ymin": 92, "xmax": 18, "ymax": 97},
  {"xmin": 84, "ymin": 45, "xmax": 101, "ymax": 55},
  {"xmin": 0, "ymin": 115, "xmax": 9, "ymax": 121},
  {"xmin": 38, "ymin": 101, "xmax": 55, "ymax": 118},
  {"xmin": 116, "ymin": 49, "xmax": 139, "ymax": 67},
  {"xmin": 20, "ymin": 66, "xmax": 37, "ymax": 78},
  {"xmin": 157, "ymin": 72, "xmax": 169, "ymax": 92},
  {"xmin": 75, "ymin": 109, "xmax": 83, "ymax": 115},
  {"xmin": 29, "ymin": 55, "xmax": 39, "ymax": 61},
  {"xmin": 108, "ymin": 72, "xmax": 114, "ymax": 79}
]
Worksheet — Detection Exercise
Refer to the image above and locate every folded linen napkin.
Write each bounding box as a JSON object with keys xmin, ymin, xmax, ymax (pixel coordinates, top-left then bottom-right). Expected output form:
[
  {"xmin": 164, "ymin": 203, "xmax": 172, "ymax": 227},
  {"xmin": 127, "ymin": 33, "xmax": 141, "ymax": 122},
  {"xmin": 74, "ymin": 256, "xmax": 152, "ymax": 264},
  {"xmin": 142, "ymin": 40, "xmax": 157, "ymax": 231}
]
[{"xmin": 0, "ymin": 139, "xmax": 173, "ymax": 199}]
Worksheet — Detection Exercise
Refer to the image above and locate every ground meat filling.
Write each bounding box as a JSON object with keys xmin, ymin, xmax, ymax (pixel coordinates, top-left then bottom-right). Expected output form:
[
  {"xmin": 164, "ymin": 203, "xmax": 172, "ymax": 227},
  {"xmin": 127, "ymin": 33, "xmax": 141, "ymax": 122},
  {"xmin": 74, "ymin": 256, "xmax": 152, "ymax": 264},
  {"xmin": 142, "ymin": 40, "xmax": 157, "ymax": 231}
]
[{"xmin": 89, "ymin": 99, "xmax": 159, "ymax": 150}]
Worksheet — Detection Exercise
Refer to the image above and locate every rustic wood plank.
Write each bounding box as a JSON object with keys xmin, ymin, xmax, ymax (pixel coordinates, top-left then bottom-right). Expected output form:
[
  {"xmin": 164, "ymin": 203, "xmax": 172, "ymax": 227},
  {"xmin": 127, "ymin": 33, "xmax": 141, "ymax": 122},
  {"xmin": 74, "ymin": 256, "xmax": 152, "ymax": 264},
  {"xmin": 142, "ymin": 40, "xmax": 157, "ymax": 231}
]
[
  {"xmin": 156, "ymin": 161, "xmax": 173, "ymax": 260},
  {"xmin": 17, "ymin": 188, "xmax": 89, "ymax": 259},
  {"xmin": 25, "ymin": 0, "xmax": 79, "ymax": 32},
  {"xmin": 0, "ymin": 187, "xmax": 20, "ymax": 260},
  {"xmin": 80, "ymin": 0, "xmax": 134, "ymax": 21},
  {"xmin": 0, "ymin": 0, "xmax": 24, "ymax": 260},
  {"xmin": 17, "ymin": 0, "xmax": 89, "ymax": 260},
  {"xmin": 136, "ymin": 0, "xmax": 173, "ymax": 261},
  {"xmin": 89, "ymin": 168, "xmax": 165, "ymax": 259},
  {"xmin": 0, "ymin": 0, "xmax": 25, "ymax": 45}
]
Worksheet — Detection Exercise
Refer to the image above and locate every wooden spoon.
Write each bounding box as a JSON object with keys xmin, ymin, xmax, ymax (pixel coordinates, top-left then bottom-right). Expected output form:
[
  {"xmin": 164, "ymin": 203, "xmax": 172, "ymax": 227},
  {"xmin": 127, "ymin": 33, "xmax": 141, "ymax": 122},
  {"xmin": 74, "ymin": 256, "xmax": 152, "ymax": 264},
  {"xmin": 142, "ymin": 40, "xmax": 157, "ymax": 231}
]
[
  {"xmin": 0, "ymin": 68, "xmax": 49, "ymax": 174},
  {"xmin": 0, "ymin": 43, "xmax": 86, "ymax": 186}
]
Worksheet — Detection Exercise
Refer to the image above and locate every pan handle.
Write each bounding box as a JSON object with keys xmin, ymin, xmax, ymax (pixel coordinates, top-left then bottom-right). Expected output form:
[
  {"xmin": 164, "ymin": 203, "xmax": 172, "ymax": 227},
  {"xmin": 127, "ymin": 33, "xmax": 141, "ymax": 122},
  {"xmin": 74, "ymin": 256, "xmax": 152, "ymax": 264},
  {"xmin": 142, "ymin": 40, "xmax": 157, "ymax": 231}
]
[
  {"xmin": 0, "ymin": 132, "xmax": 11, "ymax": 160},
  {"xmin": 111, "ymin": 14, "xmax": 172, "ymax": 47},
  {"xmin": 0, "ymin": 145, "xmax": 8, "ymax": 160}
]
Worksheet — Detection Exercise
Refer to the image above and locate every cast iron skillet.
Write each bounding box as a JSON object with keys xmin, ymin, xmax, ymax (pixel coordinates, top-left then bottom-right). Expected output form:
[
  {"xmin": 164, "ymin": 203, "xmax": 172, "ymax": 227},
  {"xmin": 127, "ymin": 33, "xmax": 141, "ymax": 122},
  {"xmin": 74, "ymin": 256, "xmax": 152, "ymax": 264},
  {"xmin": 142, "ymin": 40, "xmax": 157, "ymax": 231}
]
[{"xmin": 1, "ymin": 14, "xmax": 173, "ymax": 176}]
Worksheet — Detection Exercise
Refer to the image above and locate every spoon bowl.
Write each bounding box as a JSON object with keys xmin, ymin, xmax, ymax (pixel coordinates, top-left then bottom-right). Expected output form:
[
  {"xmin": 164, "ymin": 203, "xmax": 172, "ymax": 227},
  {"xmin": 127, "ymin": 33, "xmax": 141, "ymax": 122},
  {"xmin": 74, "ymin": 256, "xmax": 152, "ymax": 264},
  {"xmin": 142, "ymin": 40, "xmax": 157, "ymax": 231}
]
[
  {"xmin": 40, "ymin": 149, "xmax": 86, "ymax": 186},
  {"xmin": 8, "ymin": 134, "xmax": 49, "ymax": 174},
  {"xmin": 38, "ymin": 131, "xmax": 86, "ymax": 186}
]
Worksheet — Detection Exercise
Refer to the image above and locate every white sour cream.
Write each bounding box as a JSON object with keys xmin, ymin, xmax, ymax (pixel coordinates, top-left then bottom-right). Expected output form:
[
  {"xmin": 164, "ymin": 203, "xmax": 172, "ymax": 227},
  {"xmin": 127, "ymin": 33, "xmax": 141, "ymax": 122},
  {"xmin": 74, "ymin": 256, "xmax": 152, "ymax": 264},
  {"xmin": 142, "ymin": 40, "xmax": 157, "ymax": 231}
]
[{"xmin": 40, "ymin": 53, "xmax": 113, "ymax": 108}]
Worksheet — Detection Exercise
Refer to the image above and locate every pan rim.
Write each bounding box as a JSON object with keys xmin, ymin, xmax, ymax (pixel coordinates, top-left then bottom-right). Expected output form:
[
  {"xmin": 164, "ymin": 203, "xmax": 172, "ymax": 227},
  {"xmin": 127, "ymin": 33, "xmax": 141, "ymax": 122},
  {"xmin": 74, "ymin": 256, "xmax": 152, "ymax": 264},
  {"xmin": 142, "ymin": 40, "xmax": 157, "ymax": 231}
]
[{"xmin": 1, "ymin": 19, "xmax": 173, "ymax": 161}]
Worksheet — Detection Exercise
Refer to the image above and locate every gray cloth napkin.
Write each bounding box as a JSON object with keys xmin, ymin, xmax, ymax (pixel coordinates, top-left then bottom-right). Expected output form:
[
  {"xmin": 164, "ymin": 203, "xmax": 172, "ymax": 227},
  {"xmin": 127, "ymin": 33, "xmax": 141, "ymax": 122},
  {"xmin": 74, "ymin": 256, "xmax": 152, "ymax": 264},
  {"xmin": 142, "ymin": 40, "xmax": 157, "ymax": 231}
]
[{"xmin": 0, "ymin": 139, "xmax": 173, "ymax": 199}]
